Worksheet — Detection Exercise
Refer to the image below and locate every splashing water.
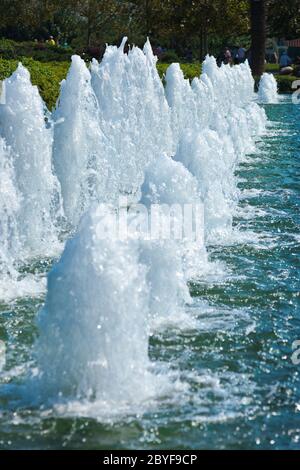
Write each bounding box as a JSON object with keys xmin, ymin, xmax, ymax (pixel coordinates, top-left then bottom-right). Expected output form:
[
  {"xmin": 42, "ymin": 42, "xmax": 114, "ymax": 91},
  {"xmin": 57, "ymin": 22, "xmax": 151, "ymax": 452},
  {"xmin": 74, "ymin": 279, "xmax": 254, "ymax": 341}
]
[
  {"xmin": 258, "ymin": 73, "xmax": 279, "ymax": 104},
  {"xmin": 167, "ymin": 56, "xmax": 267, "ymax": 242},
  {"xmin": 140, "ymin": 155, "xmax": 201, "ymax": 326},
  {"xmin": 33, "ymin": 205, "xmax": 158, "ymax": 406},
  {"xmin": 0, "ymin": 39, "xmax": 271, "ymax": 418},
  {"xmin": 91, "ymin": 38, "xmax": 172, "ymax": 198},
  {"xmin": 140, "ymin": 154, "xmax": 207, "ymax": 278},
  {"xmin": 29, "ymin": 204, "xmax": 185, "ymax": 418},
  {"xmin": 0, "ymin": 64, "xmax": 62, "ymax": 258},
  {"xmin": 0, "ymin": 137, "xmax": 20, "ymax": 282},
  {"xmin": 53, "ymin": 56, "xmax": 111, "ymax": 228}
]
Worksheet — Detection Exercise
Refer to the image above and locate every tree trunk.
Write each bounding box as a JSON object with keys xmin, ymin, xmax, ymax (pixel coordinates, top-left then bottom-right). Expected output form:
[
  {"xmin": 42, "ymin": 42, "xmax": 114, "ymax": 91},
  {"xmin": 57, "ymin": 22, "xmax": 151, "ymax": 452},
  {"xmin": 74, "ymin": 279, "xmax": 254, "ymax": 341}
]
[{"xmin": 250, "ymin": 0, "xmax": 266, "ymax": 76}]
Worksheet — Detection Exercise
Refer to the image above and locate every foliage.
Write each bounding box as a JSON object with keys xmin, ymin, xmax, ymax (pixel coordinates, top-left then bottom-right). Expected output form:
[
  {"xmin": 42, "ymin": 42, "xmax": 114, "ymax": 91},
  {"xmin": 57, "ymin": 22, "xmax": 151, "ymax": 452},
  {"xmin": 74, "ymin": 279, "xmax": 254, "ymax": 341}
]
[
  {"xmin": 157, "ymin": 62, "xmax": 201, "ymax": 81},
  {"xmin": 274, "ymin": 74, "xmax": 298, "ymax": 93},
  {"xmin": 0, "ymin": 0, "xmax": 251, "ymax": 57},
  {"xmin": 0, "ymin": 38, "xmax": 73, "ymax": 62},
  {"xmin": 0, "ymin": 58, "xmax": 69, "ymax": 109},
  {"xmin": 159, "ymin": 50, "xmax": 180, "ymax": 64},
  {"xmin": 1, "ymin": 57, "xmax": 294, "ymax": 115},
  {"xmin": 68, "ymin": 0, "xmax": 130, "ymax": 47},
  {"xmin": 265, "ymin": 63, "xmax": 280, "ymax": 72},
  {"xmin": 267, "ymin": 0, "xmax": 300, "ymax": 39},
  {"xmin": 1, "ymin": 0, "xmax": 299, "ymax": 61},
  {"xmin": 0, "ymin": 58, "xmax": 203, "ymax": 109}
]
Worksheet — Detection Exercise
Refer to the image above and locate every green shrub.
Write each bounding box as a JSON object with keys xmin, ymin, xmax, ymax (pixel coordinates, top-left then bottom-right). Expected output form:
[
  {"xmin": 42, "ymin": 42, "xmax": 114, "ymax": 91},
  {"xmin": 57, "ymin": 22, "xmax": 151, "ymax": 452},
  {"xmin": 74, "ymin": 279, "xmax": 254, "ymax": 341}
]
[
  {"xmin": 159, "ymin": 50, "xmax": 180, "ymax": 63},
  {"xmin": 0, "ymin": 39, "xmax": 73, "ymax": 62},
  {"xmin": 156, "ymin": 63, "xmax": 169, "ymax": 79},
  {"xmin": 0, "ymin": 39, "xmax": 15, "ymax": 58},
  {"xmin": 275, "ymin": 74, "xmax": 298, "ymax": 93},
  {"xmin": 265, "ymin": 63, "xmax": 280, "ymax": 73},
  {"xmin": 157, "ymin": 62, "xmax": 201, "ymax": 81},
  {"xmin": 181, "ymin": 63, "xmax": 202, "ymax": 80},
  {"xmin": 0, "ymin": 58, "xmax": 69, "ymax": 109},
  {"xmin": 0, "ymin": 58, "xmax": 296, "ymax": 112}
]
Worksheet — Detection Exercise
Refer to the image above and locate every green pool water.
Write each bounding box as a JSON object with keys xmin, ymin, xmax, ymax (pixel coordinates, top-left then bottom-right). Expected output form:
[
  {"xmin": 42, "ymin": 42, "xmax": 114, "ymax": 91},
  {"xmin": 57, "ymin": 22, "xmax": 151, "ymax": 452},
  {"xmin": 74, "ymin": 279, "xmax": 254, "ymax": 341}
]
[{"xmin": 0, "ymin": 97, "xmax": 299, "ymax": 450}]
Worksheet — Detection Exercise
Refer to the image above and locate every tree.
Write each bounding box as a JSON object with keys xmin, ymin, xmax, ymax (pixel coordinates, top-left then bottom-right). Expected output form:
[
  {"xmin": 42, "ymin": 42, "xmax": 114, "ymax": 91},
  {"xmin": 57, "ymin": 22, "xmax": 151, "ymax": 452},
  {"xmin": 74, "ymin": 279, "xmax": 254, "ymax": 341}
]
[
  {"xmin": 0, "ymin": 0, "xmax": 38, "ymax": 40},
  {"xmin": 0, "ymin": 0, "xmax": 263, "ymax": 61},
  {"xmin": 72, "ymin": 0, "xmax": 122, "ymax": 46},
  {"xmin": 268, "ymin": 0, "xmax": 300, "ymax": 40},
  {"xmin": 161, "ymin": 0, "xmax": 249, "ymax": 59},
  {"xmin": 250, "ymin": 0, "xmax": 266, "ymax": 76}
]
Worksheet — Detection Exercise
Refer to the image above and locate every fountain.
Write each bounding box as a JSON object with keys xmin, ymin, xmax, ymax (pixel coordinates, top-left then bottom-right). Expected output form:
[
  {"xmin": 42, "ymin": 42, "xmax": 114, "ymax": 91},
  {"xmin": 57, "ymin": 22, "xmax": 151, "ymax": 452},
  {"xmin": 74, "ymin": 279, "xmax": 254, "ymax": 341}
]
[
  {"xmin": 0, "ymin": 64, "xmax": 61, "ymax": 258},
  {"xmin": 258, "ymin": 72, "xmax": 279, "ymax": 104},
  {"xmin": 53, "ymin": 55, "xmax": 112, "ymax": 228},
  {"xmin": 34, "ymin": 205, "xmax": 156, "ymax": 404},
  {"xmin": 165, "ymin": 56, "xmax": 266, "ymax": 241},
  {"xmin": 91, "ymin": 38, "xmax": 172, "ymax": 197},
  {"xmin": 0, "ymin": 137, "xmax": 20, "ymax": 281},
  {"xmin": 139, "ymin": 154, "xmax": 205, "ymax": 323},
  {"xmin": 0, "ymin": 39, "xmax": 270, "ymax": 408}
]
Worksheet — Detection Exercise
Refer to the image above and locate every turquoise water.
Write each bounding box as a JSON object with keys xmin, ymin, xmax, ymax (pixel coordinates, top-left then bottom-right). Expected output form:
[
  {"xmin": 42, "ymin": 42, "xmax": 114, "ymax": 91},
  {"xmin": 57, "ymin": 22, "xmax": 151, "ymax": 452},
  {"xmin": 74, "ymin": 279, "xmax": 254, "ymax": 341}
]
[{"xmin": 0, "ymin": 97, "xmax": 299, "ymax": 449}]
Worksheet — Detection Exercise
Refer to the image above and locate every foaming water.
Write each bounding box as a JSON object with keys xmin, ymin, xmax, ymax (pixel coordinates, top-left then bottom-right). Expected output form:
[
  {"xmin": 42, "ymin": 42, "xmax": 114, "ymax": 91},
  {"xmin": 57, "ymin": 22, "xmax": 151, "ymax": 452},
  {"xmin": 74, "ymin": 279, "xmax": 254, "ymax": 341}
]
[
  {"xmin": 18, "ymin": 205, "xmax": 193, "ymax": 420},
  {"xmin": 140, "ymin": 154, "xmax": 208, "ymax": 279},
  {"xmin": 0, "ymin": 64, "xmax": 62, "ymax": 258},
  {"xmin": 0, "ymin": 38, "xmax": 287, "ymax": 439},
  {"xmin": 0, "ymin": 137, "xmax": 20, "ymax": 282},
  {"xmin": 91, "ymin": 38, "xmax": 172, "ymax": 198},
  {"xmin": 53, "ymin": 56, "xmax": 112, "ymax": 228},
  {"xmin": 0, "ymin": 274, "xmax": 46, "ymax": 304},
  {"xmin": 258, "ymin": 73, "xmax": 279, "ymax": 104},
  {"xmin": 32, "ymin": 206, "xmax": 156, "ymax": 405},
  {"xmin": 167, "ymin": 56, "xmax": 267, "ymax": 242}
]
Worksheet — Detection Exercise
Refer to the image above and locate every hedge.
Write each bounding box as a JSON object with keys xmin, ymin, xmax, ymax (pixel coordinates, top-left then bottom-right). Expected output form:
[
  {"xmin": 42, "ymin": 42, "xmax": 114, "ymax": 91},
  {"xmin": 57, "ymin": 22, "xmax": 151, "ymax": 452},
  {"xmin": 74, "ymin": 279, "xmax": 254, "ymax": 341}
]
[
  {"xmin": 274, "ymin": 74, "xmax": 298, "ymax": 93},
  {"xmin": 0, "ymin": 39, "xmax": 73, "ymax": 62},
  {"xmin": 0, "ymin": 58, "xmax": 69, "ymax": 109},
  {"xmin": 0, "ymin": 57, "xmax": 297, "ymax": 110},
  {"xmin": 0, "ymin": 59, "xmax": 202, "ymax": 109},
  {"xmin": 157, "ymin": 62, "xmax": 202, "ymax": 81}
]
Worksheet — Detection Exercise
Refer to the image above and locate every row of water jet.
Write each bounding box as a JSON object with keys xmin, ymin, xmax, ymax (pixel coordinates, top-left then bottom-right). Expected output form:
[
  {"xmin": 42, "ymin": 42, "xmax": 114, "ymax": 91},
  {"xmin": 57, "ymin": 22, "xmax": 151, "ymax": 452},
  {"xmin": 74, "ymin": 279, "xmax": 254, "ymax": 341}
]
[
  {"xmin": 53, "ymin": 39, "xmax": 268, "ymax": 240},
  {"xmin": 165, "ymin": 57, "xmax": 267, "ymax": 241},
  {"xmin": 0, "ymin": 38, "xmax": 272, "ymax": 411},
  {"xmin": 32, "ymin": 155, "xmax": 206, "ymax": 407},
  {"xmin": 0, "ymin": 39, "xmax": 268, "ymax": 268}
]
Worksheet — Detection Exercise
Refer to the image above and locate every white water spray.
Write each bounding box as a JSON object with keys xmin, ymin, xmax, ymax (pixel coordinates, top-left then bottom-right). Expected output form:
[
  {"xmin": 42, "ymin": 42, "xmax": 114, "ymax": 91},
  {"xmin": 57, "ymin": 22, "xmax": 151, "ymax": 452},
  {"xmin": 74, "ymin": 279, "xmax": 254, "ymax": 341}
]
[
  {"xmin": 0, "ymin": 137, "xmax": 20, "ymax": 280},
  {"xmin": 0, "ymin": 64, "xmax": 61, "ymax": 257},
  {"xmin": 53, "ymin": 56, "xmax": 111, "ymax": 228},
  {"xmin": 34, "ymin": 206, "xmax": 156, "ymax": 404},
  {"xmin": 0, "ymin": 40, "xmax": 271, "ymax": 412},
  {"xmin": 258, "ymin": 73, "xmax": 279, "ymax": 104},
  {"xmin": 166, "ymin": 56, "xmax": 266, "ymax": 241},
  {"xmin": 91, "ymin": 38, "xmax": 172, "ymax": 197}
]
